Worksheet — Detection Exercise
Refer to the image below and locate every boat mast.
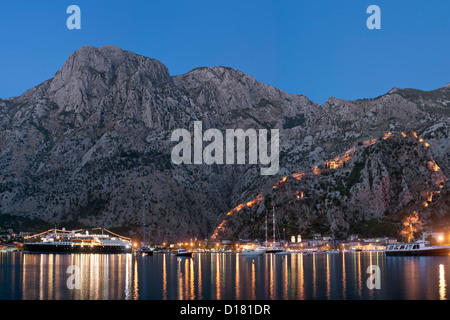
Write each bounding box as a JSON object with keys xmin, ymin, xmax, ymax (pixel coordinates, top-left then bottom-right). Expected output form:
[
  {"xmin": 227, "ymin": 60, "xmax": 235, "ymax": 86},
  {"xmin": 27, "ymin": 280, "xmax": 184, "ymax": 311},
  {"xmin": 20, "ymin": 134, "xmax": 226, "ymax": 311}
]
[
  {"xmin": 265, "ymin": 215, "xmax": 268, "ymax": 247},
  {"xmin": 331, "ymin": 229, "xmax": 335, "ymax": 249},
  {"xmin": 272, "ymin": 207, "xmax": 276, "ymax": 247},
  {"xmin": 142, "ymin": 194, "xmax": 146, "ymax": 246}
]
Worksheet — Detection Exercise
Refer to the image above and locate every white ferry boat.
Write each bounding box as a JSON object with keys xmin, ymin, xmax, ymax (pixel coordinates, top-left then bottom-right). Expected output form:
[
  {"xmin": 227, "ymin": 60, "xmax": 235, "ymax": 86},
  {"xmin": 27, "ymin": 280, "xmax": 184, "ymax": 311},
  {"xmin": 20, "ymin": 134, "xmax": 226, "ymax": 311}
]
[
  {"xmin": 24, "ymin": 228, "xmax": 132, "ymax": 254},
  {"xmin": 385, "ymin": 239, "xmax": 450, "ymax": 256}
]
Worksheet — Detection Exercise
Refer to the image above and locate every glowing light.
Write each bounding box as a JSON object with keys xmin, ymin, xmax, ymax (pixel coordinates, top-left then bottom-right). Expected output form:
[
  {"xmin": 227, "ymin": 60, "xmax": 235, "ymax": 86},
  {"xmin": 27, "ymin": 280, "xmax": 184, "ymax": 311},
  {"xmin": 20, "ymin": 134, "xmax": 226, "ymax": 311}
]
[
  {"xmin": 429, "ymin": 161, "xmax": 440, "ymax": 172},
  {"xmin": 362, "ymin": 138, "xmax": 377, "ymax": 146},
  {"xmin": 291, "ymin": 173, "xmax": 305, "ymax": 181},
  {"xmin": 226, "ymin": 193, "xmax": 263, "ymax": 216},
  {"xmin": 246, "ymin": 194, "xmax": 263, "ymax": 208},
  {"xmin": 211, "ymin": 220, "xmax": 227, "ymax": 240},
  {"xmin": 400, "ymin": 211, "xmax": 423, "ymax": 242},
  {"xmin": 439, "ymin": 264, "xmax": 446, "ymax": 300},
  {"xmin": 273, "ymin": 176, "xmax": 287, "ymax": 189},
  {"xmin": 427, "ymin": 191, "xmax": 440, "ymax": 203}
]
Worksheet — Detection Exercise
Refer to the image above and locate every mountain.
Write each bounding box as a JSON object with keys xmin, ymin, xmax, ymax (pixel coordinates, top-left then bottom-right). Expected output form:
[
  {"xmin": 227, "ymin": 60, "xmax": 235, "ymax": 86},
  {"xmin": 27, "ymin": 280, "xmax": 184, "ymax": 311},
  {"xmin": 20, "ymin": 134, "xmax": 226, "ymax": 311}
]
[
  {"xmin": 212, "ymin": 133, "xmax": 448, "ymax": 240},
  {"xmin": 0, "ymin": 45, "xmax": 448, "ymax": 241}
]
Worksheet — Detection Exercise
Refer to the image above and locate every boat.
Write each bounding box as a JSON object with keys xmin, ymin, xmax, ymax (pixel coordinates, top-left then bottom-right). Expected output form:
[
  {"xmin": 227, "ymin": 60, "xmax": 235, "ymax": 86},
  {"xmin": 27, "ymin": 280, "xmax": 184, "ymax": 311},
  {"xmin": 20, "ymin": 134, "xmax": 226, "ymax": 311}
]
[
  {"xmin": 385, "ymin": 238, "xmax": 450, "ymax": 256},
  {"xmin": 136, "ymin": 194, "xmax": 153, "ymax": 256},
  {"xmin": 136, "ymin": 246, "xmax": 153, "ymax": 256},
  {"xmin": 264, "ymin": 208, "xmax": 284, "ymax": 253},
  {"xmin": 266, "ymin": 247, "xmax": 284, "ymax": 253},
  {"xmin": 174, "ymin": 248, "xmax": 193, "ymax": 257},
  {"xmin": 275, "ymin": 250, "xmax": 291, "ymax": 255},
  {"xmin": 241, "ymin": 248, "xmax": 265, "ymax": 256},
  {"xmin": 324, "ymin": 229, "xmax": 339, "ymax": 254},
  {"xmin": 23, "ymin": 228, "xmax": 132, "ymax": 254}
]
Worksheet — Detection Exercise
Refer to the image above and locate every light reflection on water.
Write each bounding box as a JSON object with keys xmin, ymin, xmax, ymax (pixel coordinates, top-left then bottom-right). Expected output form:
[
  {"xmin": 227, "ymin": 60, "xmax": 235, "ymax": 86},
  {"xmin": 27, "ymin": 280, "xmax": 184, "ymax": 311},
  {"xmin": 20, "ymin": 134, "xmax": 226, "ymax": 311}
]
[{"xmin": 0, "ymin": 251, "xmax": 449, "ymax": 300}]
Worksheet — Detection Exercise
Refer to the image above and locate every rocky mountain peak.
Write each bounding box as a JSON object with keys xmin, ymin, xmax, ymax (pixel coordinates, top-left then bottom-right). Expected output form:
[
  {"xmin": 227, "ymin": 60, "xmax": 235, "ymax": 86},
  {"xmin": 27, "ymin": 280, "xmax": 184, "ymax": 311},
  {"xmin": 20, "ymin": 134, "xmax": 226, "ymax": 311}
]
[
  {"xmin": 46, "ymin": 46, "xmax": 173, "ymax": 113},
  {"xmin": 53, "ymin": 45, "xmax": 171, "ymax": 84},
  {"xmin": 173, "ymin": 65, "xmax": 313, "ymax": 122},
  {"xmin": 177, "ymin": 66, "xmax": 250, "ymax": 81},
  {"xmin": 388, "ymin": 88, "xmax": 399, "ymax": 94}
]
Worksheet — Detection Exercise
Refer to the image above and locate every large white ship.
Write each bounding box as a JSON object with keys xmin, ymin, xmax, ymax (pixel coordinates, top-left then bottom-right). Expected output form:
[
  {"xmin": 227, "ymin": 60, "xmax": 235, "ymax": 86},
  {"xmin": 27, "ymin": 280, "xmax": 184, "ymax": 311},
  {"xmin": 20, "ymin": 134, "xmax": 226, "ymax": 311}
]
[{"xmin": 24, "ymin": 228, "xmax": 132, "ymax": 254}]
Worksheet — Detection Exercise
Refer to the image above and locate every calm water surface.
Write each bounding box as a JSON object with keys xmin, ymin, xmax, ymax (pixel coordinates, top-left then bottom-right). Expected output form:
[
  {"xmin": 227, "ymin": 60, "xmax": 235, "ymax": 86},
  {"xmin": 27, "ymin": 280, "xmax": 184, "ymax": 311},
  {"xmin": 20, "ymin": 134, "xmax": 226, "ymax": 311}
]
[{"xmin": 0, "ymin": 251, "xmax": 449, "ymax": 300}]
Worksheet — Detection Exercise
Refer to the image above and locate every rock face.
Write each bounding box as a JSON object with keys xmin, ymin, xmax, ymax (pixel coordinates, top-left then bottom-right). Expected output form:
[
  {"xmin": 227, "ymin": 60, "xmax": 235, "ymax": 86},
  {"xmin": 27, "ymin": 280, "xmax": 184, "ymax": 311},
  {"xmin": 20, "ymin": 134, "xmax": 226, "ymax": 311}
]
[
  {"xmin": 0, "ymin": 45, "xmax": 448, "ymax": 241},
  {"xmin": 213, "ymin": 133, "xmax": 448, "ymax": 240}
]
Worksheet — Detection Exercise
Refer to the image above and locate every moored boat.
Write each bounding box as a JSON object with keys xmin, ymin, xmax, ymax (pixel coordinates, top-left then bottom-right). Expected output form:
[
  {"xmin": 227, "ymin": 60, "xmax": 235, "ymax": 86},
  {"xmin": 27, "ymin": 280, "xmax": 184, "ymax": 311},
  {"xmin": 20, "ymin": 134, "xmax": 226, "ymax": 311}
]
[
  {"xmin": 174, "ymin": 248, "xmax": 193, "ymax": 257},
  {"xmin": 241, "ymin": 248, "xmax": 265, "ymax": 256},
  {"xmin": 0, "ymin": 246, "xmax": 18, "ymax": 253},
  {"xmin": 385, "ymin": 239, "xmax": 450, "ymax": 256},
  {"xmin": 23, "ymin": 228, "xmax": 132, "ymax": 254},
  {"xmin": 275, "ymin": 250, "xmax": 291, "ymax": 255},
  {"xmin": 265, "ymin": 246, "xmax": 284, "ymax": 253},
  {"xmin": 136, "ymin": 246, "xmax": 153, "ymax": 256}
]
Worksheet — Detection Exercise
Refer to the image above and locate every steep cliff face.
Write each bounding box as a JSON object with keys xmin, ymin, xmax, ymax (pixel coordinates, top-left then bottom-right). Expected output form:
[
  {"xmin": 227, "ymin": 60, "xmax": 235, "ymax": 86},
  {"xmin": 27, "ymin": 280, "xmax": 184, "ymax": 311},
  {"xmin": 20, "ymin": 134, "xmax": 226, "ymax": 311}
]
[{"xmin": 0, "ymin": 46, "xmax": 448, "ymax": 241}]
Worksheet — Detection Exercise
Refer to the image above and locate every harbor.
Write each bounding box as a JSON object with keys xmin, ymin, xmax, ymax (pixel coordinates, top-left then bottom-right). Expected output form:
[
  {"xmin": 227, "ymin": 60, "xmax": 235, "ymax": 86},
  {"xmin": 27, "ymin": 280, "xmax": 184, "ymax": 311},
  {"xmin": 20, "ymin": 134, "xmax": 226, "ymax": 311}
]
[
  {"xmin": 1, "ymin": 223, "xmax": 450, "ymax": 300},
  {"xmin": 3, "ymin": 223, "xmax": 450, "ymax": 256},
  {"xmin": 0, "ymin": 249, "xmax": 449, "ymax": 300}
]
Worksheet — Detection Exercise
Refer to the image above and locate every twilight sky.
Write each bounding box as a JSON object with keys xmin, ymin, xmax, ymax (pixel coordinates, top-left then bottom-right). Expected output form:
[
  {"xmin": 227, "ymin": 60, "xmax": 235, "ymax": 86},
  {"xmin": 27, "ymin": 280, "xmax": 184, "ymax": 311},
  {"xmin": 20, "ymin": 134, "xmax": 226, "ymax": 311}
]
[{"xmin": 1, "ymin": 0, "xmax": 449, "ymax": 104}]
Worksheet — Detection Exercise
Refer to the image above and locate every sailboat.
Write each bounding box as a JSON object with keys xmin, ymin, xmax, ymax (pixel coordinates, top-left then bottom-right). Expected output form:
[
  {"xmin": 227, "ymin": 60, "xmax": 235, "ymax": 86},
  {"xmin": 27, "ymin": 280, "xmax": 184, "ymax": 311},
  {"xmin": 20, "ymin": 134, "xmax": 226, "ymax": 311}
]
[
  {"xmin": 265, "ymin": 207, "xmax": 284, "ymax": 254},
  {"xmin": 325, "ymin": 229, "xmax": 339, "ymax": 254},
  {"xmin": 136, "ymin": 194, "xmax": 153, "ymax": 256}
]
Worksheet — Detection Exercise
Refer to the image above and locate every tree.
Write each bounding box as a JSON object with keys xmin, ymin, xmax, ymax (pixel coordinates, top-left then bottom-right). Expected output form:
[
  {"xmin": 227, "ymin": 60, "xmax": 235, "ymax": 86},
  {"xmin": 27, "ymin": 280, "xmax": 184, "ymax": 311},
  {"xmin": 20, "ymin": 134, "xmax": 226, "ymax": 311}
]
[{"xmin": 400, "ymin": 211, "xmax": 423, "ymax": 242}]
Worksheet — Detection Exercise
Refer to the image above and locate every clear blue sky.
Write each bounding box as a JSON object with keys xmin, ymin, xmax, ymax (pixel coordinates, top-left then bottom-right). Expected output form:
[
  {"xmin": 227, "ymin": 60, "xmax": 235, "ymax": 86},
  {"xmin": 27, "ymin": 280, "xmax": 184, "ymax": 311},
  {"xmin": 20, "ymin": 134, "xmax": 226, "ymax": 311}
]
[{"xmin": 1, "ymin": 0, "xmax": 449, "ymax": 104}]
